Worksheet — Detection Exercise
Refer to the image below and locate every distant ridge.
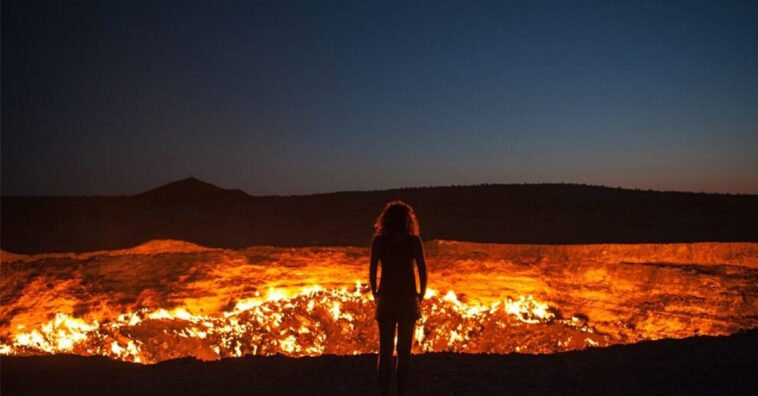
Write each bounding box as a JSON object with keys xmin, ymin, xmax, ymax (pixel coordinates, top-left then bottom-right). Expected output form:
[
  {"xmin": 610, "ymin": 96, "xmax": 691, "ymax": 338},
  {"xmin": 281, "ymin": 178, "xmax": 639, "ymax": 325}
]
[
  {"xmin": 3, "ymin": 178, "xmax": 758, "ymax": 253},
  {"xmin": 137, "ymin": 177, "xmax": 250, "ymax": 202}
]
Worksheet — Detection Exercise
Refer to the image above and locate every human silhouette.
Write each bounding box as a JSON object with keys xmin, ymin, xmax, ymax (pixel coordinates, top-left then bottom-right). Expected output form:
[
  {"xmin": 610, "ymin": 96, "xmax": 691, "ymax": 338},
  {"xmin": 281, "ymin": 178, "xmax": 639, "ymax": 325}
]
[{"xmin": 369, "ymin": 200, "xmax": 428, "ymax": 396}]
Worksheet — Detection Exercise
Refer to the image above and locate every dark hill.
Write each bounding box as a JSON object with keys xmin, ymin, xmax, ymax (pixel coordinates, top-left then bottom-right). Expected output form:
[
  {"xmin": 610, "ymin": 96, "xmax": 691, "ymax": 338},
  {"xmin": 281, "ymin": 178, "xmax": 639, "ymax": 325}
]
[
  {"xmin": 136, "ymin": 176, "xmax": 250, "ymax": 203},
  {"xmin": 2, "ymin": 179, "xmax": 758, "ymax": 253}
]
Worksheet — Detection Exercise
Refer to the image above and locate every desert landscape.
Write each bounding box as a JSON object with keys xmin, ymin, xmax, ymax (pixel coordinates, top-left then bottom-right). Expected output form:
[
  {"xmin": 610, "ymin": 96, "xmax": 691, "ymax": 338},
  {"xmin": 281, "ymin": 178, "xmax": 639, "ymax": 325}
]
[
  {"xmin": 2, "ymin": 179, "xmax": 758, "ymax": 394},
  {"xmin": 4, "ymin": 1, "xmax": 758, "ymax": 394}
]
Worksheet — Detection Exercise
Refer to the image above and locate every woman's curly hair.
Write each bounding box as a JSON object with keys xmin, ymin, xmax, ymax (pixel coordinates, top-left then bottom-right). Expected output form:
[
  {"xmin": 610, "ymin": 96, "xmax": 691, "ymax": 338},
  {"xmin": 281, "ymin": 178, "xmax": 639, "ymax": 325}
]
[{"xmin": 374, "ymin": 200, "xmax": 420, "ymax": 236}]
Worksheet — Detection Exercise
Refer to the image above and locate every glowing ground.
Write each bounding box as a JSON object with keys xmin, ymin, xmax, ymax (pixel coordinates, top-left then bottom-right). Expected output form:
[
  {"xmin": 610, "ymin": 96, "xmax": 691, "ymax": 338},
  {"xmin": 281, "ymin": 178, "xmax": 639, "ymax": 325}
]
[{"xmin": 1, "ymin": 240, "xmax": 756, "ymax": 363}]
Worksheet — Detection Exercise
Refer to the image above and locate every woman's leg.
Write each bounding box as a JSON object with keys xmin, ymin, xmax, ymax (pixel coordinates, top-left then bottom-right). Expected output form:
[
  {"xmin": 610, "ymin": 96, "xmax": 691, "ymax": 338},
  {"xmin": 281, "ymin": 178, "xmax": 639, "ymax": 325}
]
[
  {"xmin": 377, "ymin": 319, "xmax": 396, "ymax": 396},
  {"xmin": 395, "ymin": 320, "xmax": 416, "ymax": 396}
]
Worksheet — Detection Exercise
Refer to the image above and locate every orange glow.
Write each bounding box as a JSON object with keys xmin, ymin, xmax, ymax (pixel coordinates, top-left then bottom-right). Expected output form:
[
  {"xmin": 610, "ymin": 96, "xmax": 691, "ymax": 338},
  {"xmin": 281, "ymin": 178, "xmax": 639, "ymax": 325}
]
[{"xmin": 1, "ymin": 240, "xmax": 756, "ymax": 363}]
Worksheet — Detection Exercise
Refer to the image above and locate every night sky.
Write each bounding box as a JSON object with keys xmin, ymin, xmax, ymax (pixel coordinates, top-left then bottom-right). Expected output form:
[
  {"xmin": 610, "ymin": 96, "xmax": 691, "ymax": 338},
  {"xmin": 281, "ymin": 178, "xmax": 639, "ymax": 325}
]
[{"xmin": 2, "ymin": 0, "xmax": 757, "ymax": 196}]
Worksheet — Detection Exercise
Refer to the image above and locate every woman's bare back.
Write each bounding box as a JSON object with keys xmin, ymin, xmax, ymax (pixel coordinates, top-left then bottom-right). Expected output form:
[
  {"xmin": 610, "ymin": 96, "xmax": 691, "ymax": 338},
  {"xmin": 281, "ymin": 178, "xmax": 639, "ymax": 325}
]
[{"xmin": 377, "ymin": 233, "xmax": 417, "ymax": 297}]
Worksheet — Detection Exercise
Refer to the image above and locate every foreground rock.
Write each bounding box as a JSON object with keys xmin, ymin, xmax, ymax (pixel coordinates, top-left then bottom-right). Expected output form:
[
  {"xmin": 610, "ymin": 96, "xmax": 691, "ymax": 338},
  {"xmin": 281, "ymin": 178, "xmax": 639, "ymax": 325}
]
[{"xmin": 3, "ymin": 330, "xmax": 757, "ymax": 396}]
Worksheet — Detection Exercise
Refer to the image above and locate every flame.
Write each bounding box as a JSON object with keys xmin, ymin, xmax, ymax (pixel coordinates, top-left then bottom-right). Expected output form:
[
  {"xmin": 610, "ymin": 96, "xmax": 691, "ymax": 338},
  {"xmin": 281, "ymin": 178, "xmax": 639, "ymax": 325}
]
[
  {"xmin": 504, "ymin": 295, "xmax": 554, "ymax": 324},
  {"xmin": 0, "ymin": 284, "xmax": 600, "ymax": 363}
]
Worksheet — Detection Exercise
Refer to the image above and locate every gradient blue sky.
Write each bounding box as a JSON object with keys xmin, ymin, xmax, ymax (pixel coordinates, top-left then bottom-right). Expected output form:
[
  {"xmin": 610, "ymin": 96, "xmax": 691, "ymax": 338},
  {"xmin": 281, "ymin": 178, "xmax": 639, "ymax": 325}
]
[{"xmin": 3, "ymin": 0, "xmax": 757, "ymax": 196}]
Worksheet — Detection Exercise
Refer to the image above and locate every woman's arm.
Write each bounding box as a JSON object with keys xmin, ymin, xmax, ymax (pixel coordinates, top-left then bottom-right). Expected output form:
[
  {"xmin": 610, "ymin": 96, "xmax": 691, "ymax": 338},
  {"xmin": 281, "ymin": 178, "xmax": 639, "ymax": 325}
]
[
  {"xmin": 413, "ymin": 235, "xmax": 427, "ymax": 301},
  {"xmin": 369, "ymin": 236, "xmax": 380, "ymax": 300}
]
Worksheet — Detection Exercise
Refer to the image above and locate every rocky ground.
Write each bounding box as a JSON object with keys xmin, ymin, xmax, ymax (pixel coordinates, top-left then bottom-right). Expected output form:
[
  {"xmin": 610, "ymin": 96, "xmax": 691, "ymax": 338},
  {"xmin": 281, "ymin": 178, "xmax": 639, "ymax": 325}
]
[{"xmin": 3, "ymin": 330, "xmax": 757, "ymax": 396}]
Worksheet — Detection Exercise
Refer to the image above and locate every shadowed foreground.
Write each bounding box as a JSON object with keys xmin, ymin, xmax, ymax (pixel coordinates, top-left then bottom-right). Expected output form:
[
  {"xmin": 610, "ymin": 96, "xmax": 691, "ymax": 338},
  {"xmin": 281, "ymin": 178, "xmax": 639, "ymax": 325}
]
[{"xmin": 3, "ymin": 330, "xmax": 757, "ymax": 396}]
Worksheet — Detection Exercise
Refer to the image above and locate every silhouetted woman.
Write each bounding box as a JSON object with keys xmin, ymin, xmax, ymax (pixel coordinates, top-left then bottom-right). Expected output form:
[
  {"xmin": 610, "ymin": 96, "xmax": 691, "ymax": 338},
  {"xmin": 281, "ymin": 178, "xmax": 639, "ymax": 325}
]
[{"xmin": 369, "ymin": 200, "xmax": 427, "ymax": 396}]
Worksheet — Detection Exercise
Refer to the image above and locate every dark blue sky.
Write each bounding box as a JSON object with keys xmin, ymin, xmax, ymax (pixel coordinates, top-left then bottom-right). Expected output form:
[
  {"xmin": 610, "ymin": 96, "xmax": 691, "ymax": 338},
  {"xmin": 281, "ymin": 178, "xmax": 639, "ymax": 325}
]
[{"xmin": 3, "ymin": 0, "xmax": 757, "ymax": 196}]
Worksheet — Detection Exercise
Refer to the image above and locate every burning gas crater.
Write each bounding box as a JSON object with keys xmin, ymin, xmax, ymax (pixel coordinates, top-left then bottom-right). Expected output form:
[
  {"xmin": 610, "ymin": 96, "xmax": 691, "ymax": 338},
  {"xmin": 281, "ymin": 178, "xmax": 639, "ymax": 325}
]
[
  {"xmin": 2, "ymin": 281, "xmax": 607, "ymax": 363},
  {"xmin": 2, "ymin": 285, "xmax": 594, "ymax": 363},
  {"xmin": 1, "ymin": 240, "xmax": 756, "ymax": 363}
]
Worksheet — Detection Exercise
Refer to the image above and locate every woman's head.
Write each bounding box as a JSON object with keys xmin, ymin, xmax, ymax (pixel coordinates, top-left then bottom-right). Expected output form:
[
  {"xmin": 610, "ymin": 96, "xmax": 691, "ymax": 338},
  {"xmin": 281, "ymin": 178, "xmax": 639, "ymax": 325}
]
[{"xmin": 374, "ymin": 200, "xmax": 420, "ymax": 236}]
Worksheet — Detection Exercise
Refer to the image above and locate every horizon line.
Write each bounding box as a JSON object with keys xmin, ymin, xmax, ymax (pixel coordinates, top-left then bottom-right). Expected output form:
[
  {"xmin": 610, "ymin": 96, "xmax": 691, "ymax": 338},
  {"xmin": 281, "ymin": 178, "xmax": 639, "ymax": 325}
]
[{"xmin": 2, "ymin": 177, "xmax": 757, "ymax": 199}]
